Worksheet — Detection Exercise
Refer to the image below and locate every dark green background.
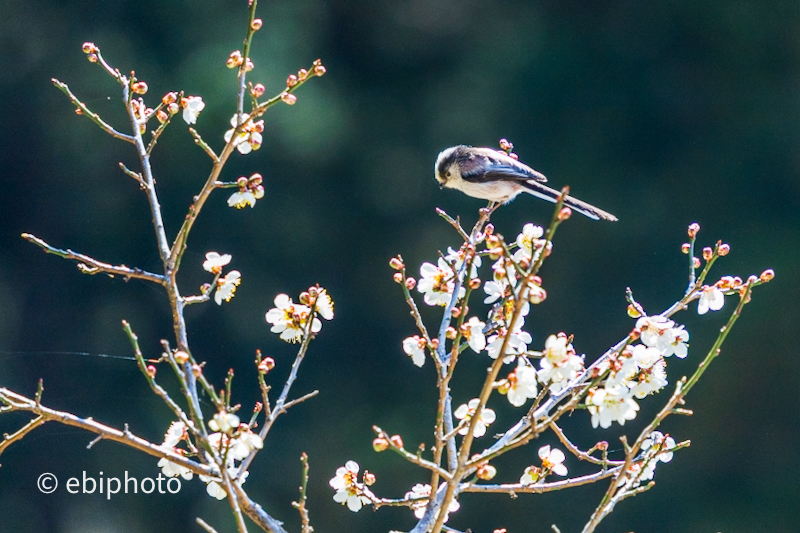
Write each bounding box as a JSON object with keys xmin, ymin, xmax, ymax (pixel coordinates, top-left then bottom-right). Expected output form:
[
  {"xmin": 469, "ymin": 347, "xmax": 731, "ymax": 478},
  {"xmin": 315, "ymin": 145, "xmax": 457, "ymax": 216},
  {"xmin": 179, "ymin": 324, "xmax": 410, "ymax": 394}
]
[{"xmin": 1, "ymin": 1, "xmax": 797, "ymax": 532}]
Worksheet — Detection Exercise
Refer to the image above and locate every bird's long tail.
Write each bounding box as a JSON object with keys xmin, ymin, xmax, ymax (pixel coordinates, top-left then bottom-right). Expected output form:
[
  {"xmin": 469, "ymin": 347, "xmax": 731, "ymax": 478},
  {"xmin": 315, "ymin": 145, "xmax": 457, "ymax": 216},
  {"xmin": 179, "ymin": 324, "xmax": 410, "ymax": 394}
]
[{"xmin": 521, "ymin": 180, "xmax": 618, "ymax": 221}]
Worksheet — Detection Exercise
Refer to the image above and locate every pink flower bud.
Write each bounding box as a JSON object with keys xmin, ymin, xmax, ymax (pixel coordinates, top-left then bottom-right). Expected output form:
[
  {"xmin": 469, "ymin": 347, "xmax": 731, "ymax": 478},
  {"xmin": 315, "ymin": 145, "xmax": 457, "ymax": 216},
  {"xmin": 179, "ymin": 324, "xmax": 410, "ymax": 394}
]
[
  {"xmin": 281, "ymin": 92, "xmax": 297, "ymax": 105},
  {"xmin": 688, "ymin": 223, "xmax": 700, "ymax": 238},
  {"xmin": 251, "ymin": 83, "xmax": 265, "ymax": 97},
  {"xmin": 389, "ymin": 435, "xmax": 404, "ymax": 449},
  {"xmin": 286, "ymin": 74, "xmax": 298, "ymax": 87},
  {"xmin": 132, "ymin": 81, "xmax": 148, "ymax": 95},
  {"xmin": 372, "ymin": 438, "xmax": 389, "ymax": 452},
  {"xmin": 718, "ymin": 243, "xmax": 730, "ymax": 256},
  {"xmin": 251, "ymin": 18, "xmax": 263, "ymax": 31},
  {"xmin": 174, "ymin": 350, "xmax": 190, "ymax": 364},
  {"xmin": 681, "ymin": 243, "xmax": 691, "ymax": 254},
  {"xmin": 314, "ymin": 64, "xmax": 326, "ymax": 77},
  {"xmin": 146, "ymin": 365, "xmax": 157, "ymax": 378},
  {"xmin": 760, "ymin": 269, "xmax": 774, "ymax": 282}
]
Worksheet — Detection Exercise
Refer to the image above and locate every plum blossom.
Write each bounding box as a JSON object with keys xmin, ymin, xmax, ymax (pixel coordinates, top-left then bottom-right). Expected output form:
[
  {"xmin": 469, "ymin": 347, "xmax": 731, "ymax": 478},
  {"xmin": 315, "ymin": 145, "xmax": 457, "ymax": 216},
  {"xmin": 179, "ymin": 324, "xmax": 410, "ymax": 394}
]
[
  {"xmin": 636, "ymin": 316, "xmax": 675, "ymax": 348},
  {"xmin": 227, "ymin": 190, "xmax": 257, "ymax": 209},
  {"xmin": 330, "ymin": 461, "xmax": 371, "ymax": 512},
  {"xmin": 417, "ymin": 258, "xmax": 464, "ymax": 306},
  {"xmin": 697, "ymin": 285, "xmax": 725, "ymax": 314},
  {"xmin": 405, "ymin": 483, "xmax": 460, "ymax": 521},
  {"xmin": 628, "ymin": 355, "xmax": 668, "ymax": 399},
  {"xmin": 315, "ymin": 288, "xmax": 335, "ymax": 320},
  {"xmin": 162, "ymin": 421, "xmax": 189, "ymax": 447},
  {"xmin": 266, "ymin": 294, "xmax": 322, "ymax": 343},
  {"xmin": 181, "ymin": 96, "xmax": 205, "ymax": 124},
  {"xmin": 538, "ymin": 445, "xmax": 568, "ymax": 477},
  {"xmin": 228, "ymin": 428, "xmax": 264, "ymax": 461},
  {"xmin": 224, "ymin": 113, "xmax": 263, "ymax": 154},
  {"xmin": 537, "ymin": 334, "xmax": 584, "ymax": 393},
  {"xmin": 454, "ymin": 398, "xmax": 496, "ymax": 438},
  {"xmin": 157, "ymin": 456, "xmax": 194, "ymax": 480},
  {"xmin": 403, "ymin": 335, "xmax": 427, "ymax": 367},
  {"xmin": 520, "ymin": 465, "xmax": 541, "ymax": 485},
  {"xmin": 587, "ymin": 386, "xmax": 639, "ymax": 429},
  {"xmin": 202, "ymin": 252, "xmax": 231, "ymax": 274},
  {"xmin": 215, "ymin": 270, "xmax": 241, "ymax": 305},
  {"xmin": 463, "ymin": 316, "xmax": 486, "ymax": 353},
  {"xmin": 209, "ymin": 411, "xmax": 240, "ymax": 434},
  {"xmin": 504, "ymin": 358, "xmax": 538, "ymax": 407},
  {"xmin": 660, "ymin": 325, "xmax": 689, "ymax": 358},
  {"xmin": 486, "ymin": 328, "xmax": 532, "ymax": 363},
  {"xmin": 513, "ymin": 223, "xmax": 550, "ymax": 262}
]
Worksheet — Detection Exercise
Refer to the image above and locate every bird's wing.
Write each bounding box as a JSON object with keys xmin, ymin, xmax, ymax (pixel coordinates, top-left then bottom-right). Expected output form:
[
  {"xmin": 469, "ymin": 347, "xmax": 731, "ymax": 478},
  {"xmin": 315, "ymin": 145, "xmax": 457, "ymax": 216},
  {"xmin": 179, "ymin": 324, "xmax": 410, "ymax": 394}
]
[{"xmin": 458, "ymin": 148, "xmax": 548, "ymax": 184}]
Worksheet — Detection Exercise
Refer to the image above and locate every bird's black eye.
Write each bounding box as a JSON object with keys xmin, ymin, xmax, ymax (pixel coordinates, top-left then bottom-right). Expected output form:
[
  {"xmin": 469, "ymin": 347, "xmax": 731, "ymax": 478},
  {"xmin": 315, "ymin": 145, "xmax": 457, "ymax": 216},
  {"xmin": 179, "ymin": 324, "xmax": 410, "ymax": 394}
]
[{"xmin": 445, "ymin": 171, "xmax": 451, "ymax": 178}]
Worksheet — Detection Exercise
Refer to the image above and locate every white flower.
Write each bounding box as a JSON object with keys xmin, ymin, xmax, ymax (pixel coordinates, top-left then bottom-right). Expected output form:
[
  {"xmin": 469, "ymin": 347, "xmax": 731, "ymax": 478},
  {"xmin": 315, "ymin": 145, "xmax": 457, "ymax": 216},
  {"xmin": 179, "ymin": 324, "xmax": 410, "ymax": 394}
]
[
  {"xmin": 403, "ymin": 335, "xmax": 427, "ymax": 367},
  {"xmin": 628, "ymin": 357, "xmax": 668, "ymax": 399},
  {"xmin": 642, "ymin": 431, "xmax": 677, "ymax": 464},
  {"xmin": 660, "ymin": 325, "xmax": 689, "ymax": 358},
  {"xmin": 505, "ymin": 359, "xmax": 538, "ymax": 407},
  {"xmin": 157, "ymin": 457, "xmax": 194, "ymax": 480},
  {"xmin": 538, "ymin": 445, "xmax": 568, "ymax": 477},
  {"xmin": 227, "ymin": 190, "xmax": 257, "ymax": 209},
  {"xmin": 162, "ymin": 421, "xmax": 188, "ymax": 448},
  {"xmin": 520, "ymin": 465, "xmax": 540, "ymax": 485},
  {"xmin": 182, "ymin": 96, "xmax": 205, "ymax": 124},
  {"xmin": 405, "ymin": 483, "xmax": 459, "ymax": 521},
  {"xmin": 486, "ymin": 330, "xmax": 532, "ymax": 363},
  {"xmin": 215, "ymin": 270, "xmax": 241, "ymax": 305},
  {"xmin": 587, "ymin": 386, "xmax": 639, "ymax": 429},
  {"xmin": 224, "ymin": 113, "xmax": 263, "ymax": 154},
  {"xmin": 635, "ymin": 316, "xmax": 675, "ymax": 348},
  {"xmin": 313, "ymin": 288, "xmax": 334, "ymax": 320},
  {"xmin": 454, "ymin": 398, "xmax": 496, "ymax": 438},
  {"xmin": 265, "ymin": 294, "xmax": 322, "ymax": 343},
  {"xmin": 444, "ymin": 246, "xmax": 481, "ymax": 278},
  {"xmin": 330, "ymin": 461, "xmax": 371, "ymax": 512},
  {"xmin": 513, "ymin": 223, "xmax": 548, "ymax": 262},
  {"xmin": 417, "ymin": 258, "xmax": 464, "ymax": 306},
  {"xmin": 483, "ymin": 279, "xmax": 507, "ymax": 304},
  {"xmin": 229, "ymin": 428, "xmax": 264, "ymax": 461},
  {"xmin": 206, "ymin": 480, "xmax": 227, "ymax": 500},
  {"xmin": 537, "ymin": 335, "xmax": 584, "ymax": 393},
  {"xmin": 463, "ymin": 316, "xmax": 486, "ymax": 352},
  {"xmin": 697, "ymin": 285, "xmax": 725, "ymax": 315},
  {"xmin": 209, "ymin": 411, "xmax": 240, "ymax": 434},
  {"xmin": 202, "ymin": 252, "xmax": 232, "ymax": 274}
]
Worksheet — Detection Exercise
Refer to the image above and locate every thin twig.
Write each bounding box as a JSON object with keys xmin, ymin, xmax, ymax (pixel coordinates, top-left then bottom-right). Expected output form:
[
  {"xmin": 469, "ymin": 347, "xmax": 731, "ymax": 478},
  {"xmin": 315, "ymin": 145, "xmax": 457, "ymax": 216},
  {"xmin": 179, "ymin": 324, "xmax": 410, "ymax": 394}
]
[
  {"xmin": 22, "ymin": 233, "xmax": 166, "ymax": 284},
  {"xmin": 52, "ymin": 79, "xmax": 135, "ymax": 143}
]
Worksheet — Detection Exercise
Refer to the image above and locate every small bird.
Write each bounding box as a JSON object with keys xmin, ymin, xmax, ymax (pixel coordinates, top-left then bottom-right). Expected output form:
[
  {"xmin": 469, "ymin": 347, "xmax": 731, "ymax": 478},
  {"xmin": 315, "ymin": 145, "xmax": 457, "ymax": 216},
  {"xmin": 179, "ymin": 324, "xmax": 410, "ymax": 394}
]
[{"xmin": 435, "ymin": 145, "xmax": 617, "ymax": 221}]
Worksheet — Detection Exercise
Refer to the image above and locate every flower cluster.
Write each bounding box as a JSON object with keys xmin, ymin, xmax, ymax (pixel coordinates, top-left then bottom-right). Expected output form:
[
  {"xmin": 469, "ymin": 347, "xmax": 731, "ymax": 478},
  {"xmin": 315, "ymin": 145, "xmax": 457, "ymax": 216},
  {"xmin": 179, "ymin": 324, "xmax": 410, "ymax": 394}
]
[
  {"xmin": 405, "ymin": 483, "xmax": 460, "ymax": 522},
  {"xmin": 454, "ymin": 398, "xmax": 496, "ymax": 438},
  {"xmin": 156, "ymin": 416, "xmax": 263, "ymax": 500},
  {"xmin": 265, "ymin": 286, "xmax": 334, "ymax": 343},
  {"xmin": 202, "ymin": 252, "xmax": 241, "ymax": 305},
  {"xmin": 329, "ymin": 461, "xmax": 373, "ymax": 512},
  {"xmin": 617, "ymin": 431, "xmax": 677, "ymax": 489},
  {"xmin": 520, "ymin": 445, "xmax": 568, "ymax": 485},
  {"xmin": 228, "ymin": 173, "xmax": 265, "ymax": 209},
  {"xmin": 224, "ymin": 112, "xmax": 263, "ymax": 154}
]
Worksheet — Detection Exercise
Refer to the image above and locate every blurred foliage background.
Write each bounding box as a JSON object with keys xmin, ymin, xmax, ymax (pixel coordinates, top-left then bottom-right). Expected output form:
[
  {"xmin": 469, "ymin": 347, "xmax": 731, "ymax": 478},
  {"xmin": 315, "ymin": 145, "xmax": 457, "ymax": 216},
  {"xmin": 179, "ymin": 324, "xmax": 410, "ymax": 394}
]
[{"xmin": 1, "ymin": 0, "xmax": 798, "ymax": 532}]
